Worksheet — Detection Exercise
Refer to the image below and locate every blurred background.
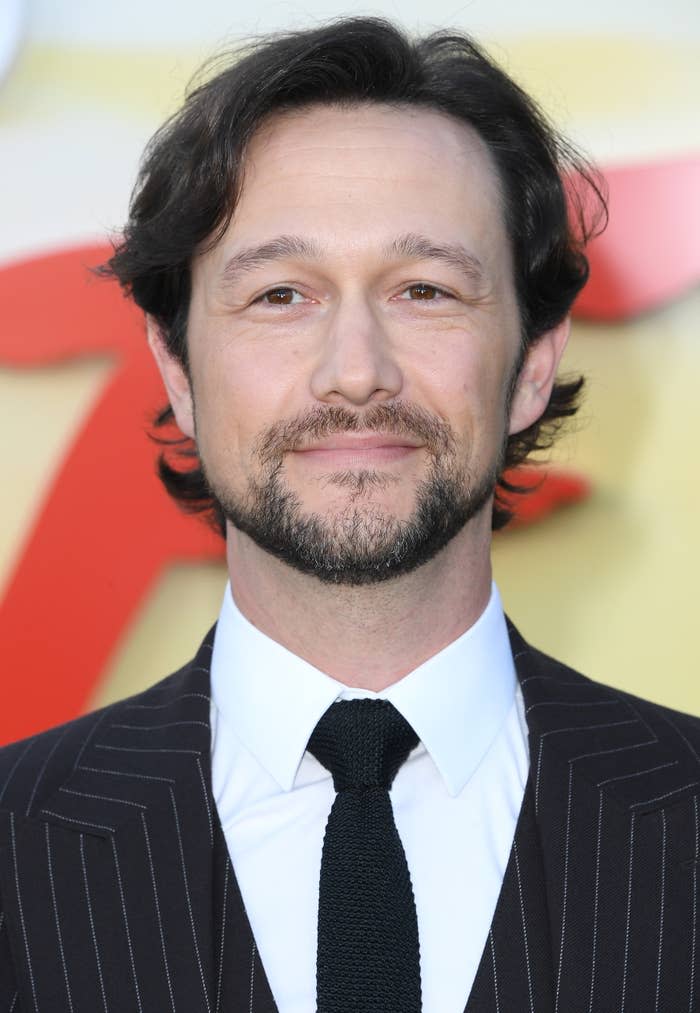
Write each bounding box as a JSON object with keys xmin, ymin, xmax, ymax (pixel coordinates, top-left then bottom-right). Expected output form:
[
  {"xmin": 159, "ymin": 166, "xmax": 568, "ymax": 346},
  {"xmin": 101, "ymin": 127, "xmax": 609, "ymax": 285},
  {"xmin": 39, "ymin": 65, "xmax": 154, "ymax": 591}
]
[{"xmin": 1, "ymin": 0, "xmax": 699, "ymax": 743}]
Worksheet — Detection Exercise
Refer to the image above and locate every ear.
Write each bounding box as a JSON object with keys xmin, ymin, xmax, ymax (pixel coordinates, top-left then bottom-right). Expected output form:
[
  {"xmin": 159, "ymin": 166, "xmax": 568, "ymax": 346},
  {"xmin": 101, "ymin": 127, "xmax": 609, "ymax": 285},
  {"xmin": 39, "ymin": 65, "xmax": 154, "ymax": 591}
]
[
  {"xmin": 508, "ymin": 317, "xmax": 571, "ymax": 435},
  {"xmin": 147, "ymin": 316, "xmax": 195, "ymax": 439}
]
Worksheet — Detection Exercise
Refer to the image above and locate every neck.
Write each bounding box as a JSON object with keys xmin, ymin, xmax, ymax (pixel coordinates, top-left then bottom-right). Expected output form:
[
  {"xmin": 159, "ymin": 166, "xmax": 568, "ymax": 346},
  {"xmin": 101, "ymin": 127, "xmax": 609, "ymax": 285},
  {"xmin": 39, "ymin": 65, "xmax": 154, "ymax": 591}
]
[{"xmin": 225, "ymin": 517, "xmax": 493, "ymax": 692}]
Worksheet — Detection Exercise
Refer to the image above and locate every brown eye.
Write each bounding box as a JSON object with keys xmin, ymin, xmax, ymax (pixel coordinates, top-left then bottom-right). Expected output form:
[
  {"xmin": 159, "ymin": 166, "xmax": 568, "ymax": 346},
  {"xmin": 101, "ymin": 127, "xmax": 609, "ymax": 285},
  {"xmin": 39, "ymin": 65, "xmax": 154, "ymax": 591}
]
[
  {"xmin": 407, "ymin": 284, "xmax": 439, "ymax": 300},
  {"xmin": 263, "ymin": 287, "xmax": 298, "ymax": 305}
]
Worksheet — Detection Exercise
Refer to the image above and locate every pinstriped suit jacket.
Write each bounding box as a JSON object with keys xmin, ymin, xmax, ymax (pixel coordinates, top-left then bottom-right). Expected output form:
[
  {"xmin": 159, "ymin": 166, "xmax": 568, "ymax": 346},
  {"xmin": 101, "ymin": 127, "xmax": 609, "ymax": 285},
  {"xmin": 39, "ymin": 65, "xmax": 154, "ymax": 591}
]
[{"xmin": 1, "ymin": 623, "xmax": 699, "ymax": 1012}]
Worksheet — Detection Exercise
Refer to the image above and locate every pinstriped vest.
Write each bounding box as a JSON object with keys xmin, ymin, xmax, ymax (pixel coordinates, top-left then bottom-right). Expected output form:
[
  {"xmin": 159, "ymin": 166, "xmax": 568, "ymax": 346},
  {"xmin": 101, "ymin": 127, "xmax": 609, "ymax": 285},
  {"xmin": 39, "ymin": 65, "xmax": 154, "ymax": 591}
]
[{"xmin": 2, "ymin": 623, "xmax": 700, "ymax": 1011}]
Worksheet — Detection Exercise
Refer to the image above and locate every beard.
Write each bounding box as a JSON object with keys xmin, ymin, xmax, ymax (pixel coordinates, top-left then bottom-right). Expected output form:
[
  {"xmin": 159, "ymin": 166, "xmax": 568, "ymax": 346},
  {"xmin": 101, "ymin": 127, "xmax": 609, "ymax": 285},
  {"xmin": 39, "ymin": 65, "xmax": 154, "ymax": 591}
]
[{"xmin": 202, "ymin": 401, "xmax": 504, "ymax": 586}]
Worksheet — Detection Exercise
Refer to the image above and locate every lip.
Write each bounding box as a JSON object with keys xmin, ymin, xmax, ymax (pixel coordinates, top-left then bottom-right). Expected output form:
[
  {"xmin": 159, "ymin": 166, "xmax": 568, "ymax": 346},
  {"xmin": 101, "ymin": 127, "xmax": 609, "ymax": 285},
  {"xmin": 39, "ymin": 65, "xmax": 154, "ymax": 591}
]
[
  {"xmin": 296, "ymin": 434, "xmax": 423, "ymax": 452},
  {"xmin": 291, "ymin": 434, "xmax": 424, "ymax": 468}
]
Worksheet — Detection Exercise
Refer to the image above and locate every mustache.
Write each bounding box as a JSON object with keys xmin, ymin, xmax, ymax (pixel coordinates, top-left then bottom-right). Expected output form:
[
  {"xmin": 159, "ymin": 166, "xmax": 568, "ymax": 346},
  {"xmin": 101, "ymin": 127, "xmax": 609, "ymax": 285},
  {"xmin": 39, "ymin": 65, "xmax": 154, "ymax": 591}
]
[{"xmin": 255, "ymin": 402, "xmax": 456, "ymax": 464}]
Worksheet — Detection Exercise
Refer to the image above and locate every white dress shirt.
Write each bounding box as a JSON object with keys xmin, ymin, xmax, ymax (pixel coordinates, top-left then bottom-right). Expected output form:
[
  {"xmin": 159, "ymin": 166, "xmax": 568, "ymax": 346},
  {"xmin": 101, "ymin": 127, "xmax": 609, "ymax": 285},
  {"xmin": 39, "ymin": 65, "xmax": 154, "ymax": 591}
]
[{"xmin": 210, "ymin": 582, "xmax": 529, "ymax": 1013}]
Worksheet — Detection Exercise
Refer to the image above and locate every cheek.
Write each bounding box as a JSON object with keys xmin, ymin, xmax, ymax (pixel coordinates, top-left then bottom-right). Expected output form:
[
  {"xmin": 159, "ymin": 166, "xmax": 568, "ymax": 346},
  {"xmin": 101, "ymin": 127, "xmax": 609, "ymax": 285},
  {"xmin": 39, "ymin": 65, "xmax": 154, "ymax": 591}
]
[
  {"xmin": 408, "ymin": 334, "xmax": 509, "ymax": 434},
  {"xmin": 190, "ymin": 333, "xmax": 306, "ymax": 468}
]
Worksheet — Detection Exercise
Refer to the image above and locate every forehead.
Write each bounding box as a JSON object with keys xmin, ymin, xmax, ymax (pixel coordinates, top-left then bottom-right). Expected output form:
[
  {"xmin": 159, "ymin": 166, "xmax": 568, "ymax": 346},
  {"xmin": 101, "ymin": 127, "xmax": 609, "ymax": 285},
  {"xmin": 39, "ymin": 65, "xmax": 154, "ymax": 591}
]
[
  {"xmin": 195, "ymin": 102, "xmax": 510, "ymax": 281},
  {"xmin": 246, "ymin": 102, "xmax": 498, "ymax": 175},
  {"xmin": 238, "ymin": 102, "xmax": 502, "ymax": 224}
]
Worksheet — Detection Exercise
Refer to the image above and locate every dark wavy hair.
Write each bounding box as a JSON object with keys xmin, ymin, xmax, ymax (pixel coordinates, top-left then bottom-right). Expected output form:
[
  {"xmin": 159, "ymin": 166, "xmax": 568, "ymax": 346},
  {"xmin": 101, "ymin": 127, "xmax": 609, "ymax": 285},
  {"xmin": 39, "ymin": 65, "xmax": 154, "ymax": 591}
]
[{"xmin": 105, "ymin": 17, "xmax": 605, "ymax": 532}]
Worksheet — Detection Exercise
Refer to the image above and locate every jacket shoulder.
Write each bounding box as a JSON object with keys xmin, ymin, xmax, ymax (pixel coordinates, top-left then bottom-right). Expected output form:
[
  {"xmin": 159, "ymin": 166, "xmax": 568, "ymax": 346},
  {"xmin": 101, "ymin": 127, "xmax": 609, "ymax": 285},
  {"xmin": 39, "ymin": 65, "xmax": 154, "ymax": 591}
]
[
  {"xmin": 535, "ymin": 638, "xmax": 700, "ymax": 736},
  {"xmin": 515, "ymin": 626, "xmax": 700, "ymax": 805},
  {"xmin": 0, "ymin": 628, "xmax": 214, "ymax": 819}
]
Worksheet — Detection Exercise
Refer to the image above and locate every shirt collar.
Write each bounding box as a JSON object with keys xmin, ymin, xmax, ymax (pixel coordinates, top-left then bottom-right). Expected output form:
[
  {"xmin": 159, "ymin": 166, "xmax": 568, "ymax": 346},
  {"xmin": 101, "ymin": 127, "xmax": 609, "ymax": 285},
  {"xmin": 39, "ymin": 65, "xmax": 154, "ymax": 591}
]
[{"xmin": 210, "ymin": 581, "xmax": 517, "ymax": 798}]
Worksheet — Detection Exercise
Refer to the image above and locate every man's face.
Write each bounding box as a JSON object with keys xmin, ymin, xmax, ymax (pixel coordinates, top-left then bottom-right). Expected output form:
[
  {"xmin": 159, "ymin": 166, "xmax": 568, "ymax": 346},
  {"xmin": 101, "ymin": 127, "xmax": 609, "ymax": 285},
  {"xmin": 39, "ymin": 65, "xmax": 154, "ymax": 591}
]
[{"xmin": 163, "ymin": 104, "xmax": 551, "ymax": 583}]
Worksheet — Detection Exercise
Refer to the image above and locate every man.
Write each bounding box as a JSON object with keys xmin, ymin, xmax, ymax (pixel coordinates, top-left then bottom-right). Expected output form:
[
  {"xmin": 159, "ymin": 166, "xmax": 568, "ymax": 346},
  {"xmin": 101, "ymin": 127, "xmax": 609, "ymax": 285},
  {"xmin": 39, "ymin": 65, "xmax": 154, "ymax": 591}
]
[{"xmin": 0, "ymin": 17, "xmax": 698, "ymax": 1013}]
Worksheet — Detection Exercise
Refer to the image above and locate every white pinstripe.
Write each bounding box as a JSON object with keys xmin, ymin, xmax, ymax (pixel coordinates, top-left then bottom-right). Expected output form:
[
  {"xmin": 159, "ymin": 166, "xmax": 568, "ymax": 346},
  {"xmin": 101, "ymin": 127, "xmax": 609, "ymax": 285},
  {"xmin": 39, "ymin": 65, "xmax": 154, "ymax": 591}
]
[
  {"xmin": 554, "ymin": 763, "xmax": 573, "ymax": 1013},
  {"xmin": 195, "ymin": 757, "xmax": 214, "ymax": 846},
  {"xmin": 659, "ymin": 711, "xmax": 700, "ymax": 765},
  {"xmin": 588, "ymin": 791, "xmax": 604, "ymax": 1013},
  {"xmin": 621, "ymin": 813, "xmax": 636, "ymax": 1012},
  {"xmin": 73, "ymin": 708, "xmax": 114, "ymax": 773},
  {"xmin": 571, "ymin": 738, "xmax": 657, "ymax": 763},
  {"xmin": 488, "ymin": 930, "xmax": 500, "ymax": 1013},
  {"xmin": 535, "ymin": 741, "xmax": 545, "ymax": 814},
  {"xmin": 59, "ymin": 787, "xmax": 146, "ymax": 809},
  {"xmin": 110, "ymin": 837, "xmax": 143, "ymax": 1013},
  {"xmin": 8, "ymin": 992, "xmax": 17, "ymax": 1012},
  {"xmin": 26, "ymin": 728, "xmax": 68, "ymax": 817},
  {"xmin": 519, "ymin": 673, "xmax": 599, "ymax": 686},
  {"xmin": 45, "ymin": 825, "xmax": 74, "ymax": 1013},
  {"xmin": 78, "ymin": 765, "xmax": 175, "ymax": 784},
  {"xmin": 0, "ymin": 912, "xmax": 4, "ymax": 936},
  {"xmin": 655, "ymin": 810, "xmax": 666, "ymax": 1012},
  {"xmin": 630, "ymin": 783, "xmax": 700, "ymax": 810},
  {"xmin": 140, "ymin": 812, "xmax": 176, "ymax": 1012},
  {"xmin": 215, "ymin": 859, "xmax": 231, "ymax": 1013},
  {"xmin": 248, "ymin": 941, "xmax": 256, "ymax": 1013},
  {"xmin": 596, "ymin": 760, "xmax": 679, "ymax": 789},
  {"xmin": 168, "ymin": 788, "xmax": 211, "ymax": 1013},
  {"xmin": 691, "ymin": 795, "xmax": 699, "ymax": 1012},
  {"xmin": 513, "ymin": 841, "xmax": 534, "ymax": 1013},
  {"xmin": 9, "ymin": 813, "xmax": 38, "ymax": 1013},
  {"xmin": 110, "ymin": 722, "xmax": 209, "ymax": 731},
  {"xmin": 617, "ymin": 697, "xmax": 656, "ymax": 740},
  {"xmin": 79, "ymin": 834, "xmax": 108, "ymax": 1012},
  {"xmin": 0, "ymin": 742, "xmax": 35, "ymax": 806},
  {"xmin": 95, "ymin": 745, "xmax": 201, "ymax": 756},
  {"xmin": 125, "ymin": 693, "xmax": 211, "ymax": 710},
  {"xmin": 194, "ymin": 761, "xmax": 213, "ymax": 846},
  {"xmin": 541, "ymin": 719, "xmax": 639, "ymax": 742},
  {"xmin": 40, "ymin": 810, "xmax": 114, "ymax": 834},
  {"xmin": 189, "ymin": 665, "xmax": 214, "ymax": 676},
  {"xmin": 526, "ymin": 698, "xmax": 617, "ymax": 715},
  {"xmin": 534, "ymin": 719, "xmax": 639, "ymax": 812}
]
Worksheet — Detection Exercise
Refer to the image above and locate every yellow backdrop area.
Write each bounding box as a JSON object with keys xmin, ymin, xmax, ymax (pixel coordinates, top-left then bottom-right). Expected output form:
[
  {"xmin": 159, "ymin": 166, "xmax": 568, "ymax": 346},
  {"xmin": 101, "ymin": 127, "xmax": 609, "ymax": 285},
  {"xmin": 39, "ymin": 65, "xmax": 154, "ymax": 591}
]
[{"xmin": 1, "ymin": 32, "xmax": 698, "ymax": 717}]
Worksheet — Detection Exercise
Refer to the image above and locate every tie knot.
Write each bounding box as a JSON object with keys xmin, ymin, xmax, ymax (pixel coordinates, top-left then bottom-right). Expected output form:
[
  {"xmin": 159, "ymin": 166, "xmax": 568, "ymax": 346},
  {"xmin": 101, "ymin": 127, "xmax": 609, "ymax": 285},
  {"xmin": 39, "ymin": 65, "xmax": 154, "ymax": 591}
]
[{"xmin": 307, "ymin": 699, "xmax": 418, "ymax": 792}]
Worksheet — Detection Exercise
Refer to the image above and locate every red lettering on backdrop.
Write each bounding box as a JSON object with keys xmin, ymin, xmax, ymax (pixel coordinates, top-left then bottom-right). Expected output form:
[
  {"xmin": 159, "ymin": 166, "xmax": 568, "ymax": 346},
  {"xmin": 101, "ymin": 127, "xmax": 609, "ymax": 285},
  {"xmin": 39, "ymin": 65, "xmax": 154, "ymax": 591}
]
[
  {"xmin": 1, "ymin": 154, "xmax": 697, "ymax": 742},
  {"xmin": 576, "ymin": 155, "xmax": 700, "ymax": 319},
  {"xmin": 0, "ymin": 245, "xmax": 223, "ymax": 744}
]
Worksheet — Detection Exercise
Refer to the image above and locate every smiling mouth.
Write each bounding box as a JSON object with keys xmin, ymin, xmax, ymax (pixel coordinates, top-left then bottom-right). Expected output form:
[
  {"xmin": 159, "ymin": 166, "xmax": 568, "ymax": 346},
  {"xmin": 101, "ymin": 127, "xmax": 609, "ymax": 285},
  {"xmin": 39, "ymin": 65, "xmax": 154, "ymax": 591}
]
[{"xmin": 291, "ymin": 435, "xmax": 424, "ymax": 468}]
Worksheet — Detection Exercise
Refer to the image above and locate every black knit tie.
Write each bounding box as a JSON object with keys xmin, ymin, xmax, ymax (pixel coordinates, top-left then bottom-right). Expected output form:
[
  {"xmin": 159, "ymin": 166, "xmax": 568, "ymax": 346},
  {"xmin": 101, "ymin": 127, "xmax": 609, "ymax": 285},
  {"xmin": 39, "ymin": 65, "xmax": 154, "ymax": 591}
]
[{"xmin": 308, "ymin": 699, "xmax": 422, "ymax": 1012}]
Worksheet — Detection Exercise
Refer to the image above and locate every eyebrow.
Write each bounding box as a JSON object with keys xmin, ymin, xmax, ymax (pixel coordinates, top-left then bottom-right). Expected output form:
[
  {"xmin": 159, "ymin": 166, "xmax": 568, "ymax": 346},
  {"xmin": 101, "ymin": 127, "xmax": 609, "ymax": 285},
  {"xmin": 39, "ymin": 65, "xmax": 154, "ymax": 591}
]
[
  {"xmin": 220, "ymin": 235, "xmax": 322, "ymax": 285},
  {"xmin": 387, "ymin": 233, "xmax": 485, "ymax": 284},
  {"xmin": 218, "ymin": 231, "xmax": 485, "ymax": 286}
]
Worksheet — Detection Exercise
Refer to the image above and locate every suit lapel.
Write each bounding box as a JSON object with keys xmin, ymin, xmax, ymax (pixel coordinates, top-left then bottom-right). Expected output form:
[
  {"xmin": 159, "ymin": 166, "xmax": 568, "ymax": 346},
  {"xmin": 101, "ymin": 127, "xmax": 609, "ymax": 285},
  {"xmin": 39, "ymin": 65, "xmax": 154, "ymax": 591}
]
[
  {"xmin": 483, "ymin": 622, "xmax": 700, "ymax": 1013},
  {"xmin": 25, "ymin": 629, "xmax": 276, "ymax": 1012}
]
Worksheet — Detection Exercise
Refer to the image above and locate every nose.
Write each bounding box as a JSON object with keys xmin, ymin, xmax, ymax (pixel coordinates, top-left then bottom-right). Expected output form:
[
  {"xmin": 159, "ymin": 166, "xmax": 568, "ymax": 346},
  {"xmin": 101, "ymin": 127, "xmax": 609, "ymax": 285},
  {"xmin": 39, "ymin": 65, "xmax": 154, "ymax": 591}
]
[{"xmin": 309, "ymin": 295, "xmax": 403, "ymax": 407}]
